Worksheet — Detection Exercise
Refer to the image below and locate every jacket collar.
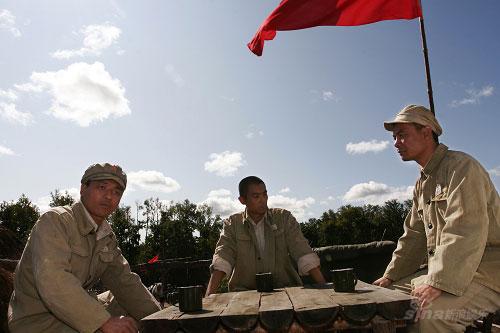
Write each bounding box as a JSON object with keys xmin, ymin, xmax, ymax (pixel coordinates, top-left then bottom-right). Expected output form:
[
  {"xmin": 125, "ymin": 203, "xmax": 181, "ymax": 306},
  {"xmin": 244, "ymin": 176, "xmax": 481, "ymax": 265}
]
[
  {"xmin": 73, "ymin": 201, "xmax": 113, "ymax": 239},
  {"xmin": 421, "ymin": 143, "xmax": 448, "ymax": 178},
  {"xmin": 243, "ymin": 209, "xmax": 277, "ymax": 230}
]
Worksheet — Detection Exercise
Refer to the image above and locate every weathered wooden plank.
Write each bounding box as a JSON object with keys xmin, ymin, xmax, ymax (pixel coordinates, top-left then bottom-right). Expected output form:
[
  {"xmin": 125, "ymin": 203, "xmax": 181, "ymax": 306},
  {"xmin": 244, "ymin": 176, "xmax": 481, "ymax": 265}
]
[
  {"xmin": 219, "ymin": 290, "xmax": 260, "ymax": 331},
  {"xmin": 178, "ymin": 292, "xmax": 234, "ymax": 333},
  {"xmin": 356, "ymin": 281, "xmax": 417, "ymax": 321},
  {"xmin": 259, "ymin": 290, "xmax": 294, "ymax": 332},
  {"xmin": 285, "ymin": 286, "xmax": 339, "ymax": 331},
  {"xmin": 140, "ymin": 305, "xmax": 182, "ymax": 333},
  {"xmin": 326, "ymin": 282, "xmax": 377, "ymax": 325}
]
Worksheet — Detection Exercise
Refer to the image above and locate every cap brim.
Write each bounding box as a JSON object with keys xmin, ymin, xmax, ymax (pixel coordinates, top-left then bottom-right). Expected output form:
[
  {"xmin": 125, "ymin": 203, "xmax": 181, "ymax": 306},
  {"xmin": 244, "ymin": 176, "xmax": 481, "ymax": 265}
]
[{"xmin": 83, "ymin": 175, "xmax": 126, "ymax": 190}]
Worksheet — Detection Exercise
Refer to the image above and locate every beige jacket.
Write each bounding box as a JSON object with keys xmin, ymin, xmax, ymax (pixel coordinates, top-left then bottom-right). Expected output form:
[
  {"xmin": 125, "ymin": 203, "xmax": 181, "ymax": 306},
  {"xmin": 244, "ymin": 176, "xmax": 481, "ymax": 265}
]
[
  {"xmin": 211, "ymin": 208, "xmax": 315, "ymax": 291},
  {"xmin": 385, "ymin": 144, "xmax": 500, "ymax": 296},
  {"xmin": 8, "ymin": 201, "xmax": 160, "ymax": 333}
]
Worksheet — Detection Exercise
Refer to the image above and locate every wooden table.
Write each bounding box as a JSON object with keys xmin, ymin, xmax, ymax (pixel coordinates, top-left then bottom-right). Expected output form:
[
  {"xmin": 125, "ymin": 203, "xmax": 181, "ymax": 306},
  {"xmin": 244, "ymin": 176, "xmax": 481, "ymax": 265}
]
[{"xmin": 141, "ymin": 281, "xmax": 417, "ymax": 332}]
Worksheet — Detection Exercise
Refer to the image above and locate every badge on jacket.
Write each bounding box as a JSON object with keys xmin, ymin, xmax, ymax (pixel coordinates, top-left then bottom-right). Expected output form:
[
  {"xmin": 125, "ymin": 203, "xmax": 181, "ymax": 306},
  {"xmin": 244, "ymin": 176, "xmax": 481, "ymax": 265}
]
[{"xmin": 435, "ymin": 184, "xmax": 442, "ymax": 196}]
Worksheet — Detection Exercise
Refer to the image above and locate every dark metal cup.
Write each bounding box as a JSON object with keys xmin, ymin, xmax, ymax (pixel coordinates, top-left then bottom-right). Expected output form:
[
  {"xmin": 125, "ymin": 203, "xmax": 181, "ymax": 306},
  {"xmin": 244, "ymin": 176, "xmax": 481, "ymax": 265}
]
[
  {"xmin": 330, "ymin": 268, "xmax": 357, "ymax": 292},
  {"xmin": 178, "ymin": 285, "xmax": 203, "ymax": 312},
  {"xmin": 256, "ymin": 272, "xmax": 273, "ymax": 292}
]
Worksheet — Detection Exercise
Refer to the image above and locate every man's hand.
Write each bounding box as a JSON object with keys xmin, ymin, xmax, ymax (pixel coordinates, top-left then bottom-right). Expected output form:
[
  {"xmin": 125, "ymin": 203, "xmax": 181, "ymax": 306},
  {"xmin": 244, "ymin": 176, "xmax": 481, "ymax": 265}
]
[
  {"xmin": 411, "ymin": 284, "xmax": 442, "ymax": 320},
  {"xmin": 373, "ymin": 277, "xmax": 393, "ymax": 288},
  {"xmin": 100, "ymin": 316, "xmax": 138, "ymax": 333}
]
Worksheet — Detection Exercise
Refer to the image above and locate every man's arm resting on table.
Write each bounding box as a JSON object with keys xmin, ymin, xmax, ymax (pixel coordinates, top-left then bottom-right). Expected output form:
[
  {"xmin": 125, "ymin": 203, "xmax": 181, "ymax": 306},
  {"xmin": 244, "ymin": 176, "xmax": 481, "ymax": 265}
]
[
  {"xmin": 205, "ymin": 270, "xmax": 226, "ymax": 296},
  {"xmin": 308, "ymin": 266, "xmax": 326, "ymax": 284}
]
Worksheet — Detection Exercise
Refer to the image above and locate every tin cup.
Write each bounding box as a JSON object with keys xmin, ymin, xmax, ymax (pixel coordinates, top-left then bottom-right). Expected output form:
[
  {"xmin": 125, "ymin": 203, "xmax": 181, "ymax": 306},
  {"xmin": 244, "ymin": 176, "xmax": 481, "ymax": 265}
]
[
  {"xmin": 177, "ymin": 285, "xmax": 203, "ymax": 312},
  {"xmin": 256, "ymin": 272, "xmax": 273, "ymax": 292},
  {"xmin": 330, "ymin": 268, "xmax": 357, "ymax": 292}
]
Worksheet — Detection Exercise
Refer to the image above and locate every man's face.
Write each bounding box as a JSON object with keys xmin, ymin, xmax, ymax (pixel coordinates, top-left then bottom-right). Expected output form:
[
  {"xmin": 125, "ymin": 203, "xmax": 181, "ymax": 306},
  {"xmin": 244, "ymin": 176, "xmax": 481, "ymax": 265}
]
[
  {"xmin": 392, "ymin": 123, "xmax": 429, "ymax": 162},
  {"xmin": 80, "ymin": 180, "xmax": 123, "ymax": 223},
  {"xmin": 239, "ymin": 183, "xmax": 268, "ymax": 217}
]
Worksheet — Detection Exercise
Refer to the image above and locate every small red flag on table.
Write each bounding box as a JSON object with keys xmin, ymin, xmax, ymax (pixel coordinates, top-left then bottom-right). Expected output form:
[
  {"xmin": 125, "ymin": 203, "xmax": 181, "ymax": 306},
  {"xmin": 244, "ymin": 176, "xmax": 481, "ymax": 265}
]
[
  {"xmin": 148, "ymin": 254, "xmax": 159, "ymax": 264},
  {"xmin": 248, "ymin": 0, "xmax": 422, "ymax": 56}
]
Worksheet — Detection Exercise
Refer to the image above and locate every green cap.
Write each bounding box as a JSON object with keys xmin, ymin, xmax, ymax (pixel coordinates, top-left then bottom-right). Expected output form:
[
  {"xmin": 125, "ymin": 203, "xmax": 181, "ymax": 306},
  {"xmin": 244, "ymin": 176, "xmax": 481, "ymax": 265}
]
[
  {"xmin": 384, "ymin": 105, "xmax": 443, "ymax": 136},
  {"xmin": 81, "ymin": 163, "xmax": 127, "ymax": 189}
]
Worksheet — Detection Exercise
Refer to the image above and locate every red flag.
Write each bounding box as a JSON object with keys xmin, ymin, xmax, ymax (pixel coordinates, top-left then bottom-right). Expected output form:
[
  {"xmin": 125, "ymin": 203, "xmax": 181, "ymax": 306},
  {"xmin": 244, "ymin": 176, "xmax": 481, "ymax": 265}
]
[
  {"xmin": 148, "ymin": 254, "xmax": 159, "ymax": 264},
  {"xmin": 248, "ymin": 0, "xmax": 422, "ymax": 56}
]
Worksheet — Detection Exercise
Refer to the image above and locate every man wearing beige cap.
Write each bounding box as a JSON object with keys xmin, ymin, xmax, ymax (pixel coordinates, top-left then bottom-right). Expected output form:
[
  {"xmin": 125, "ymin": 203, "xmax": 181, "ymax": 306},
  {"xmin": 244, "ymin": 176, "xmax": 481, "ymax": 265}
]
[
  {"xmin": 8, "ymin": 163, "xmax": 161, "ymax": 333},
  {"xmin": 373, "ymin": 105, "xmax": 500, "ymax": 332}
]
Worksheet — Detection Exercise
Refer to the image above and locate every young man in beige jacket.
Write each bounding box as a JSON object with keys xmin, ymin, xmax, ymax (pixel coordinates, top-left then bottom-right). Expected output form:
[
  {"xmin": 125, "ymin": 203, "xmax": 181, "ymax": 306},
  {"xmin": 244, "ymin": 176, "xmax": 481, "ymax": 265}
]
[
  {"xmin": 8, "ymin": 163, "xmax": 161, "ymax": 333},
  {"xmin": 206, "ymin": 176, "xmax": 325, "ymax": 296},
  {"xmin": 374, "ymin": 105, "xmax": 500, "ymax": 332}
]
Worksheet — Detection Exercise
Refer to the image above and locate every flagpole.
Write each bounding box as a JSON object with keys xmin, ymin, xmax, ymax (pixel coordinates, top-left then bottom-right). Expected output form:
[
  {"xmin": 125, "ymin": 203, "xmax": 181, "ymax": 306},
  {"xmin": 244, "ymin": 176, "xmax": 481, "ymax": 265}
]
[{"xmin": 418, "ymin": 0, "xmax": 435, "ymax": 115}]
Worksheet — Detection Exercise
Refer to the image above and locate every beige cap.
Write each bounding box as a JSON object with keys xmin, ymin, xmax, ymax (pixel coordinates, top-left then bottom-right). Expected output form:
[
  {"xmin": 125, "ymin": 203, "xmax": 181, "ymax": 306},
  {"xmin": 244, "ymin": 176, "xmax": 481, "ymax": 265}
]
[
  {"xmin": 384, "ymin": 104, "xmax": 443, "ymax": 136},
  {"xmin": 81, "ymin": 163, "xmax": 127, "ymax": 189}
]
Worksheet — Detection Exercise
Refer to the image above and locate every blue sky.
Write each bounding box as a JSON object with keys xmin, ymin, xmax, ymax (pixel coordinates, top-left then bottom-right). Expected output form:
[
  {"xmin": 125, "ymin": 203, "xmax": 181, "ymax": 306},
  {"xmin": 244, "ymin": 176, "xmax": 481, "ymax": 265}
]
[{"xmin": 1, "ymin": 0, "xmax": 499, "ymax": 222}]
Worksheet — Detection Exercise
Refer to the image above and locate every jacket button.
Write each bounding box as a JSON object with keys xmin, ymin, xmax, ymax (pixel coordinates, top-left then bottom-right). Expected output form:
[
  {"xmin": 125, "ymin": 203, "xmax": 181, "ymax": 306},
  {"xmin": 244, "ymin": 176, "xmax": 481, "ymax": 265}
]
[
  {"xmin": 428, "ymin": 223, "xmax": 433, "ymax": 229},
  {"xmin": 428, "ymin": 249, "xmax": 435, "ymax": 256},
  {"xmin": 257, "ymin": 257, "xmax": 261, "ymax": 260}
]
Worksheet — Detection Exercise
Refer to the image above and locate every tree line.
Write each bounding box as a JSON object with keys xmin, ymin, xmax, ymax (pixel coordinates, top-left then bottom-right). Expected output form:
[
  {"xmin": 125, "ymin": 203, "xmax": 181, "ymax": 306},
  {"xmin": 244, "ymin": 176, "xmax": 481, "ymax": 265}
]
[{"xmin": 0, "ymin": 190, "xmax": 410, "ymax": 266}]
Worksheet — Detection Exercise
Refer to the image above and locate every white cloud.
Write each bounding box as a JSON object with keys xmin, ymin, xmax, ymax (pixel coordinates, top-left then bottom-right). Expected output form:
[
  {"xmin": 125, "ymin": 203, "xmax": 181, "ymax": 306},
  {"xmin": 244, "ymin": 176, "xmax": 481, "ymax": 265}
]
[
  {"xmin": 0, "ymin": 9, "xmax": 21, "ymax": 37},
  {"xmin": 245, "ymin": 126, "xmax": 264, "ymax": 139},
  {"xmin": 346, "ymin": 140, "xmax": 389, "ymax": 155},
  {"xmin": 36, "ymin": 188, "xmax": 80, "ymax": 213},
  {"xmin": 0, "ymin": 89, "xmax": 17, "ymax": 101},
  {"xmin": 0, "ymin": 144, "xmax": 15, "ymax": 156},
  {"xmin": 450, "ymin": 85, "xmax": 494, "ymax": 108},
  {"xmin": 200, "ymin": 189, "xmax": 315, "ymax": 221},
  {"xmin": 489, "ymin": 166, "xmax": 500, "ymax": 177},
  {"xmin": 279, "ymin": 187, "xmax": 290, "ymax": 194},
  {"xmin": 343, "ymin": 181, "xmax": 413, "ymax": 205},
  {"xmin": 164, "ymin": 64, "xmax": 185, "ymax": 87},
  {"xmin": 0, "ymin": 102, "xmax": 34, "ymax": 126},
  {"xmin": 200, "ymin": 189, "xmax": 244, "ymax": 217},
  {"xmin": 322, "ymin": 90, "xmax": 339, "ymax": 102},
  {"xmin": 221, "ymin": 96, "xmax": 236, "ymax": 103},
  {"xmin": 51, "ymin": 23, "xmax": 121, "ymax": 59},
  {"xmin": 268, "ymin": 195, "xmax": 315, "ymax": 221},
  {"xmin": 21, "ymin": 62, "xmax": 130, "ymax": 126},
  {"xmin": 128, "ymin": 170, "xmax": 181, "ymax": 193},
  {"xmin": 204, "ymin": 151, "xmax": 245, "ymax": 177}
]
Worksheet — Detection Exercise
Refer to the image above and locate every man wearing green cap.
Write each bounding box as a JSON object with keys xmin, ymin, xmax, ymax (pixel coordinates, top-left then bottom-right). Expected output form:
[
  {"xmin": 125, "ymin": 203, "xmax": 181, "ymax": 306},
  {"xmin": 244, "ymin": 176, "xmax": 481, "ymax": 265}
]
[
  {"xmin": 373, "ymin": 105, "xmax": 500, "ymax": 332},
  {"xmin": 8, "ymin": 163, "xmax": 161, "ymax": 333}
]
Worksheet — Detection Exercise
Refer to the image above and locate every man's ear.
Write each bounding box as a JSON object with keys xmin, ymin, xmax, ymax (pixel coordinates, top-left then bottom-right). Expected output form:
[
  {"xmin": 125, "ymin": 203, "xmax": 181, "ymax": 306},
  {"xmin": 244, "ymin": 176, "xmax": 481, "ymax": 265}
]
[
  {"xmin": 80, "ymin": 183, "xmax": 86, "ymax": 196},
  {"xmin": 238, "ymin": 196, "xmax": 246, "ymax": 205},
  {"xmin": 423, "ymin": 126, "xmax": 434, "ymax": 139}
]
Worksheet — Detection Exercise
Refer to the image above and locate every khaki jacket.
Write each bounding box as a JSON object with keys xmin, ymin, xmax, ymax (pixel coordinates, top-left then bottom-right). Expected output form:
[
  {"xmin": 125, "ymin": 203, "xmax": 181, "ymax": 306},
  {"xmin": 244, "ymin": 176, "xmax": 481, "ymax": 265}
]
[
  {"xmin": 211, "ymin": 208, "xmax": 314, "ymax": 291},
  {"xmin": 8, "ymin": 201, "xmax": 160, "ymax": 333},
  {"xmin": 385, "ymin": 144, "xmax": 500, "ymax": 296}
]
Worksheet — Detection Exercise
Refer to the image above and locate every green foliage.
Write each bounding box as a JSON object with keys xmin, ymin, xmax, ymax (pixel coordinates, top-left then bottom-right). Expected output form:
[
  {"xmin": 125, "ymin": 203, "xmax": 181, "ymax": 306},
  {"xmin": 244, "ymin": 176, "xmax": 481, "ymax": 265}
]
[
  {"xmin": 301, "ymin": 199, "xmax": 410, "ymax": 247},
  {"xmin": 0, "ymin": 194, "xmax": 40, "ymax": 242},
  {"xmin": 109, "ymin": 205, "xmax": 141, "ymax": 265},
  {"xmin": 49, "ymin": 189, "xmax": 75, "ymax": 207},
  {"xmin": 139, "ymin": 199, "xmax": 223, "ymax": 263}
]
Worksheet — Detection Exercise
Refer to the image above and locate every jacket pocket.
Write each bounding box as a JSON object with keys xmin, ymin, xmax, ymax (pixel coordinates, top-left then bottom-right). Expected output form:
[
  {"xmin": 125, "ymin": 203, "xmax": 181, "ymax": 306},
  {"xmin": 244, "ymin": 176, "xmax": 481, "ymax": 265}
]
[{"xmin": 430, "ymin": 188, "xmax": 448, "ymax": 219}]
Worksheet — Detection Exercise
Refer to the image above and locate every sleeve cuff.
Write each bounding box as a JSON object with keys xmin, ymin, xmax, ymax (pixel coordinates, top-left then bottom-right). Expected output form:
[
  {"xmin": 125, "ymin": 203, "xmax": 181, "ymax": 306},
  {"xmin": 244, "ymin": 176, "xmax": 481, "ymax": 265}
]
[
  {"xmin": 211, "ymin": 256, "xmax": 232, "ymax": 276},
  {"xmin": 297, "ymin": 253, "xmax": 320, "ymax": 275}
]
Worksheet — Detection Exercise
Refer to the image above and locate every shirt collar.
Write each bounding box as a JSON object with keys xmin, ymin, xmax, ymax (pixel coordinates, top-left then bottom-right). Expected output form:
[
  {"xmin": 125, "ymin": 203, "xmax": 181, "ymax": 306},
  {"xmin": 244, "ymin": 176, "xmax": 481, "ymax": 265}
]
[
  {"xmin": 421, "ymin": 143, "xmax": 448, "ymax": 178},
  {"xmin": 243, "ymin": 209, "xmax": 267, "ymax": 225},
  {"xmin": 80, "ymin": 201, "xmax": 113, "ymax": 240}
]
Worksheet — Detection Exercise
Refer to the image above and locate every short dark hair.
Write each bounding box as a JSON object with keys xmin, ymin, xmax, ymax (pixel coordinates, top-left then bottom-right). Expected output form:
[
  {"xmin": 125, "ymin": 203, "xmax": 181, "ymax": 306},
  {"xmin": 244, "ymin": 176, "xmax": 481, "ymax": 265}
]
[
  {"xmin": 413, "ymin": 123, "xmax": 439, "ymax": 144},
  {"xmin": 239, "ymin": 176, "xmax": 265, "ymax": 197}
]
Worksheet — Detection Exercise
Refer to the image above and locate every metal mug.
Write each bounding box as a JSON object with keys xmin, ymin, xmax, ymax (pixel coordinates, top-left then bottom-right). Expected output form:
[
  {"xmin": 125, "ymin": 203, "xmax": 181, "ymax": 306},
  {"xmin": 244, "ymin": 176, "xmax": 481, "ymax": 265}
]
[
  {"xmin": 177, "ymin": 285, "xmax": 203, "ymax": 312},
  {"xmin": 330, "ymin": 268, "xmax": 357, "ymax": 292},
  {"xmin": 256, "ymin": 272, "xmax": 273, "ymax": 292}
]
